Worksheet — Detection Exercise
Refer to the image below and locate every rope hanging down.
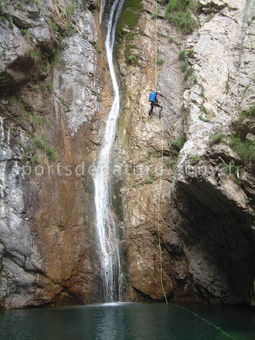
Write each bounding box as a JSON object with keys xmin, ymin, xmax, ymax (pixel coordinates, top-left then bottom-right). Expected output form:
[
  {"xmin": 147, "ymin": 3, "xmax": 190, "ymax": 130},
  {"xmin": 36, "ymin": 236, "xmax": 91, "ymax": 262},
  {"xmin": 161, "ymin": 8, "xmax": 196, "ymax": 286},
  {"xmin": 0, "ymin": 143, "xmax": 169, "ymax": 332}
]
[{"xmin": 154, "ymin": 0, "xmax": 168, "ymax": 304}]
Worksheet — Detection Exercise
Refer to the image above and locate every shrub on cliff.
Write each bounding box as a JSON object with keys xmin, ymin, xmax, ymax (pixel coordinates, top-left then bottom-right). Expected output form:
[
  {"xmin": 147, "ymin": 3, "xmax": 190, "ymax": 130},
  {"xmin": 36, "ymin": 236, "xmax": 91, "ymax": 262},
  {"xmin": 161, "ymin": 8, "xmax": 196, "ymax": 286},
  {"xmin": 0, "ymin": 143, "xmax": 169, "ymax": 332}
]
[
  {"xmin": 166, "ymin": 0, "xmax": 198, "ymax": 34},
  {"xmin": 228, "ymin": 136, "xmax": 255, "ymax": 167},
  {"xmin": 239, "ymin": 103, "xmax": 255, "ymax": 119}
]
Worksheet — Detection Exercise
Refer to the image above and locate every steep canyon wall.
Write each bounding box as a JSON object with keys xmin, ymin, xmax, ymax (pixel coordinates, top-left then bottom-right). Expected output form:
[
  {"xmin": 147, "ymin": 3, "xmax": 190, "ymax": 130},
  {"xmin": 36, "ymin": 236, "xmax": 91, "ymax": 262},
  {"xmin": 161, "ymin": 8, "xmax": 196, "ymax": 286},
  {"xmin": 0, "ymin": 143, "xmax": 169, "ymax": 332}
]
[
  {"xmin": 0, "ymin": 0, "xmax": 107, "ymax": 308},
  {"xmin": 0, "ymin": 0, "xmax": 255, "ymax": 308},
  {"xmin": 116, "ymin": 0, "xmax": 255, "ymax": 305}
]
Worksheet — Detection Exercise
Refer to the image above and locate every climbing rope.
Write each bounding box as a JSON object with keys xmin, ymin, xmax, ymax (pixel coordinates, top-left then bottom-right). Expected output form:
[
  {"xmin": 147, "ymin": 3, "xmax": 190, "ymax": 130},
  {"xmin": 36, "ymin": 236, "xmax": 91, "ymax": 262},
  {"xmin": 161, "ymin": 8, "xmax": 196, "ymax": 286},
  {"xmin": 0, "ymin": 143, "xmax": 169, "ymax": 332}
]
[
  {"xmin": 154, "ymin": 0, "xmax": 168, "ymax": 304},
  {"xmin": 157, "ymin": 118, "xmax": 168, "ymax": 304}
]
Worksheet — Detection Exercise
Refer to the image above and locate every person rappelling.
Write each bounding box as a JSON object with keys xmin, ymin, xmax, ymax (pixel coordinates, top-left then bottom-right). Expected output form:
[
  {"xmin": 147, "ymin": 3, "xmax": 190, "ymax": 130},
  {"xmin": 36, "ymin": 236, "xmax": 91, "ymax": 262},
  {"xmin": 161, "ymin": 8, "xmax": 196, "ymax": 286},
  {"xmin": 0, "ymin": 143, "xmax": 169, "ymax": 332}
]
[{"xmin": 148, "ymin": 90, "xmax": 165, "ymax": 118}]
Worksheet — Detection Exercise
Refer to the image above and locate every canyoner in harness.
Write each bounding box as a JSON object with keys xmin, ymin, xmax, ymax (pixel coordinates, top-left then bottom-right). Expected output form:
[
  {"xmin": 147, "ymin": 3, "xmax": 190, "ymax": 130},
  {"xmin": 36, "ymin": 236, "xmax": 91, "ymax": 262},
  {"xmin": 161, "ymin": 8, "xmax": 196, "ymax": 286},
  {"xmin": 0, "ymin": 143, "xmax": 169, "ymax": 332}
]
[
  {"xmin": 149, "ymin": 91, "xmax": 157, "ymax": 103},
  {"xmin": 148, "ymin": 90, "xmax": 164, "ymax": 118}
]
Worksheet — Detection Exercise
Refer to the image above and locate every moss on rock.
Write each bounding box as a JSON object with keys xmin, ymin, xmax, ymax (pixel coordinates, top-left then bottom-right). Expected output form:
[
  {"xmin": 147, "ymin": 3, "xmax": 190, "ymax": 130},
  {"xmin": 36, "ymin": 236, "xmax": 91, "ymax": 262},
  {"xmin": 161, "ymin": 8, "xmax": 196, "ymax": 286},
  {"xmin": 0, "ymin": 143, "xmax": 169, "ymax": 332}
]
[{"xmin": 115, "ymin": 0, "xmax": 143, "ymax": 64}]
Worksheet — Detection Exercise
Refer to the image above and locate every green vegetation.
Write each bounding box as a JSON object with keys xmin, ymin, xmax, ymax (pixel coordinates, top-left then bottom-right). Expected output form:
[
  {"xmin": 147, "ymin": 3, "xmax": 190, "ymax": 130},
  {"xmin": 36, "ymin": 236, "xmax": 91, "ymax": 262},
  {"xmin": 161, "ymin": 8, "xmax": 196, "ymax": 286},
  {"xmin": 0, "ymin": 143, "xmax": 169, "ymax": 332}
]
[
  {"xmin": 66, "ymin": 0, "xmax": 79, "ymax": 16},
  {"xmin": 178, "ymin": 49, "xmax": 194, "ymax": 80},
  {"xmin": 225, "ymin": 79, "xmax": 230, "ymax": 94},
  {"xmin": 24, "ymin": 0, "xmax": 39, "ymax": 4},
  {"xmin": 200, "ymin": 105, "xmax": 207, "ymax": 114},
  {"xmin": 26, "ymin": 111, "xmax": 45, "ymax": 127},
  {"xmin": 59, "ymin": 96, "xmax": 65, "ymax": 105},
  {"xmin": 245, "ymin": 197, "xmax": 253, "ymax": 204},
  {"xmin": 218, "ymin": 161, "xmax": 242, "ymax": 185},
  {"xmin": 213, "ymin": 132, "xmax": 255, "ymax": 166},
  {"xmin": 180, "ymin": 60, "xmax": 192, "ymax": 80},
  {"xmin": 238, "ymin": 84, "xmax": 250, "ymax": 109},
  {"xmin": 228, "ymin": 102, "xmax": 255, "ymax": 167},
  {"xmin": 209, "ymin": 133, "xmax": 225, "ymax": 147},
  {"xmin": 182, "ymin": 109, "xmax": 189, "ymax": 122},
  {"xmin": 9, "ymin": 96, "xmax": 17, "ymax": 104},
  {"xmin": 180, "ymin": 60, "xmax": 188, "ymax": 72},
  {"xmin": 198, "ymin": 114, "xmax": 210, "ymax": 123},
  {"xmin": 191, "ymin": 155, "xmax": 204, "ymax": 162},
  {"xmin": 151, "ymin": 11, "xmax": 160, "ymax": 19},
  {"xmin": 65, "ymin": 20, "xmax": 77, "ymax": 37},
  {"xmin": 0, "ymin": 12, "xmax": 15, "ymax": 30},
  {"xmin": 51, "ymin": 46, "xmax": 62, "ymax": 67},
  {"xmin": 156, "ymin": 58, "xmax": 165, "ymax": 65},
  {"xmin": 168, "ymin": 36, "xmax": 176, "ymax": 43},
  {"xmin": 19, "ymin": 100, "xmax": 55, "ymax": 161},
  {"xmin": 166, "ymin": 156, "xmax": 178, "ymax": 170},
  {"xmin": 49, "ymin": 17, "xmax": 76, "ymax": 41},
  {"xmin": 186, "ymin": 49, "xmax": 194, "ymax": 58},
  {"xmin": 127, "ymin": 54, "xmax": 138, "ymax": 66},
  {"xmin": 227, "ymin": 161, "xmax": 241, "ymax": 176},
  {"xmin": 171, "ymin": 135, "xmax": 186, "ymax": 150},
  {"xmin": 11, "ymin": 98, "xmax": 48, "ymax": 129},
  {"xmin": 49, "ymin": 19, "xmax": 61, "ymax": 39},
  {"xmin": 145, "ymin": 174, "xmax": 155, "ymax": 184},
  {"xmin": 91, "ymin": 42, "xmax": 101, "ymax": 53},
  {"xmin": 228, "ymin": 136, "xmax": 255, "ymax": 167},
  {"xmin": 41, "ymin": 81, "xmax": 53, "ymax": 93},
  {"xmin": 30, "ymin": 154, "xmax": 39, "ymax": 164},
  {"xmin": 205, "ymin": 14, "xmax": 214, "ymax": 23},
  {"xmin": 200, "ymin": 84, "xmax": 205, "ymax": 97},
  {"xmin": 169, "ymin": 158, "xmax": 178, "ymax": 169},
  {"xmin": 57, "ymin": 1, "xmax": 79, "ymax": 37},
  {"xmin": 116, "ymin": 0, "xmax": 143, "ymax": 64},
  {"xmin": 145, "ymin": 148, "xmax": 155, "ymax": 161},
  {"xmin": 20, "ymin": 28, "xmax": 28, "ymax": 36},
  {"xmin": 178, "ymin": 50, "xmax": 186, "ymax": 61},
  {"xmin": 209, "ymin": 103, "xmax": 255, "ymax": 168},
  {"xmin": 76, "ymin": 79, "xmax": 86, "ymax": 87},
  {"xmin": 19, "ymin": 27, "xmax": 33, "ymax": 40},
  {"xmin": 239, "ymin": 102, "xmax": 255, "ymax": 120},
  {"xmin": 28, "ymin": 131, "xmax": 56, "ymax": 163},
  {"xmin": 28, "ymin": 49, "xmax": 42, "ymax": 62},
  {"xmin": 8, "ymin": 94, "xmax": 56, "ymax": 163},
  {"xmin": 178, "ymin": 49, "xmax": 194, "ymax": 60},
  {"xmin": 22, "ymin": 149, "xmax": 40, "ymax": 165},
  {"xmin": 191, "ymin": 75, "xmax": 197, "ymax": 84},
  {"xmin": 33, "ymin": 136, "xmax": 56, "ymax": 161},
  {"xmin": 166, "ymin": 0, "xmax": 198, "ymax": 34}
]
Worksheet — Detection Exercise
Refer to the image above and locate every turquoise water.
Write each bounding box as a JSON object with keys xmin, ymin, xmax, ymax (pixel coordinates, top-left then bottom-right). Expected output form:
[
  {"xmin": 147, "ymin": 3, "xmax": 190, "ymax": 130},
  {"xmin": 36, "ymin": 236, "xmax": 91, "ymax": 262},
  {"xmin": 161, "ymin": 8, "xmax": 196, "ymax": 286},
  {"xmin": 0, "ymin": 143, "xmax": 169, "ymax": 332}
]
[{"xmin": 0, "ymin": 302, "xmax": 254, "ymax": 340}]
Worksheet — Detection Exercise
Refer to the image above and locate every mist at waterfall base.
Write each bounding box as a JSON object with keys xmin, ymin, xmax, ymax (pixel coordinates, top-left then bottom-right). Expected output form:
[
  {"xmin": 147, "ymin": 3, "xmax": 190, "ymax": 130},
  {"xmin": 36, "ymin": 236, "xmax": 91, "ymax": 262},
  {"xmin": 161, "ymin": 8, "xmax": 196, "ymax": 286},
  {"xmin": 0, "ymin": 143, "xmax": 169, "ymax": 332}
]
[{"xmin": 1, "ymin": 303, "xmax": 254, "ymax": 340}]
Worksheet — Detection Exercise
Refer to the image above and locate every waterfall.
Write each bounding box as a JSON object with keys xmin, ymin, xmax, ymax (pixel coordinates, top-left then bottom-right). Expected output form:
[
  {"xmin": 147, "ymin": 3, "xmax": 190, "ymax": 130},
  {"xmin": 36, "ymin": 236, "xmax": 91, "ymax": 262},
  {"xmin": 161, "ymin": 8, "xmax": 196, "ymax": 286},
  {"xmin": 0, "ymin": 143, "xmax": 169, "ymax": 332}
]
[{"xmin": 94, "ymin": 0, "xmax": 125, "ymax": 302}]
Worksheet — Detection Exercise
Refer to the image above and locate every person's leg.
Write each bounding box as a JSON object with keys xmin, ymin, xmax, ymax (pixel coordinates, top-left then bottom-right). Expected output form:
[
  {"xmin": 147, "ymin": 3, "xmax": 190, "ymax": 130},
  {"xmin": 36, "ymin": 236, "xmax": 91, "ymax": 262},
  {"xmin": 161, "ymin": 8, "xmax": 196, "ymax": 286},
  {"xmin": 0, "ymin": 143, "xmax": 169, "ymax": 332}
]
[
  {"xmin": 149, "ymin": 102, "xmax": 154, "ymax": 116},
  {"xmin": 153, "ymin": 102, "xmax": 162, "ymax": 118},
  {"xmin": 159, "ymin": 105, "xmax": 163, "ymax": 119}
]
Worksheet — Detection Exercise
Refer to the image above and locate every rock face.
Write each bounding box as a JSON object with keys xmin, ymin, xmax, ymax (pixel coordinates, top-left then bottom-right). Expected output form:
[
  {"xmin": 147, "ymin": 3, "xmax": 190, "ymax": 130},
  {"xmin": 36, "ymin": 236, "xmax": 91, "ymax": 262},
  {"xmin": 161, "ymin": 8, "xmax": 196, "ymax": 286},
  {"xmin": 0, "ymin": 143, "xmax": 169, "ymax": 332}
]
[
  {"xmin": 172, "ymin": 0, "xmax": 255, "ymax": 304},
  {"xmin": 0, "ymin": 0, "xmax": 255, "ymax": 309},
  {"xmin": 115, "ymin": 0, "xmax": 194, "ymax": 302},
  {"xmin": 171, "ymin": 0, "xmax": 255, "ymax": 304},
  {"xmin": 116, "ymin": 0, "xmax": 255, "ymax": 304},
  {"xmin": 0, "ymin": 0, "xmax": 107, "ymax": 308}
]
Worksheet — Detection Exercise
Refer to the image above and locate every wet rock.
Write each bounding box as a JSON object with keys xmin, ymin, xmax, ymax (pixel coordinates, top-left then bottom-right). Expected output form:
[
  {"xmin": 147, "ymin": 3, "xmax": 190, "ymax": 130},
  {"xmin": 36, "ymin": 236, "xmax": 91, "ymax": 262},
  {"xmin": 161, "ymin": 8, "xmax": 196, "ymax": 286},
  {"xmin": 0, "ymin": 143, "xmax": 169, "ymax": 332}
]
[{"xmin": 0, "ymin": 0, "xmax": 103, "ymax": 308}]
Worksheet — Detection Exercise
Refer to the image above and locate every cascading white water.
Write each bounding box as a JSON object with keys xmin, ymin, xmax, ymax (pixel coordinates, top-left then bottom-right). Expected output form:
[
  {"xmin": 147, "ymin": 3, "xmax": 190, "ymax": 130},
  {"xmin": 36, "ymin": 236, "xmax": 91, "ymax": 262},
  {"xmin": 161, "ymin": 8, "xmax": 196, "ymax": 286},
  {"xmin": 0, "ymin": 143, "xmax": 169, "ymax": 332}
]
[{"xmin": 94, "ymin": 0, "xmax": 125, "ymax": 302}]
